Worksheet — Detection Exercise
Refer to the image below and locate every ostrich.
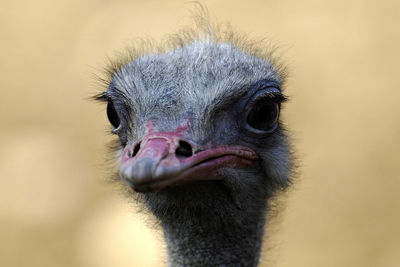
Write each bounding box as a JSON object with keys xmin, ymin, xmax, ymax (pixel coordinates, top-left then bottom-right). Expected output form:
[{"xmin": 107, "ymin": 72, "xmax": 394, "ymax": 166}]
[{"xmin": 95, "ymin": 16, "xmax": 293, "ymax": 267}]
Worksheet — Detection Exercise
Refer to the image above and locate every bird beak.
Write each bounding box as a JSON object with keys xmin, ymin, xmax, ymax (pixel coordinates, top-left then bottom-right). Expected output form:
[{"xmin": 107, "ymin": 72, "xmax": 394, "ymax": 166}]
[{"xmin": 119, "ymin": 132, "xmax": 257, "ymax": 193}]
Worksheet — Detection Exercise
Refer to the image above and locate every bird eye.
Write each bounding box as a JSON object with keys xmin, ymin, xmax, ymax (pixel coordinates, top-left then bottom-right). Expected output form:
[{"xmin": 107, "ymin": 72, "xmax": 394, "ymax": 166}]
[
  {"xmin": 106, "ymin": 100, "xmax": 120, "ymax": 129},
  {"xmin": 247, "ymin": 99, "xmax": 279, "ymax": 132}
]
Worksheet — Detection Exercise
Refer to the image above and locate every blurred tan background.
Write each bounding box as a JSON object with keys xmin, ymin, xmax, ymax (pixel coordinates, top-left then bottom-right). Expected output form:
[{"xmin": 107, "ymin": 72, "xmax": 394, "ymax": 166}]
[{"xmin": 1, "ymin": 0, "xmax": 399, "ymax": 266}]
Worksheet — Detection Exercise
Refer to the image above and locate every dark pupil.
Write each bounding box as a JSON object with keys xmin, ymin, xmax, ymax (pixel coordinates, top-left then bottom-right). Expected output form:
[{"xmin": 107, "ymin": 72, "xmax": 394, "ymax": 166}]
[
  {"xmin": 247, "ymin": 100, "xmax": 279, "ymax": 131},
  {"xmin": 107, "ymin": 101, "xmax": 120, "ymax": 129}
]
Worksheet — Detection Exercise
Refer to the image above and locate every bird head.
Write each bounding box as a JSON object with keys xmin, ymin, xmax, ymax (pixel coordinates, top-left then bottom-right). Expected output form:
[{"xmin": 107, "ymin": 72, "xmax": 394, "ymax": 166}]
[{"xmin": 96, "ymin": 39, "xmax": 292, "ymax": 216}]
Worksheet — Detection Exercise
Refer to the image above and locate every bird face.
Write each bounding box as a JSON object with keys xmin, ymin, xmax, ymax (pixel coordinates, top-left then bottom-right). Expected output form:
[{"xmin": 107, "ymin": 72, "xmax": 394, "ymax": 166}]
[{"xmin": 97, "ymin": 41, "xmax": 290, "ymax": 196}]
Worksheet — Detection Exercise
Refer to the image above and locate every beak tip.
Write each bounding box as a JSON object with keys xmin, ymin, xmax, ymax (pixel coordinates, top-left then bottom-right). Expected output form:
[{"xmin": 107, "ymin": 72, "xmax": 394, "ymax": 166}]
[{"xmin": 120, "ymin": 158, "xmax": 161, "ymax": 186}]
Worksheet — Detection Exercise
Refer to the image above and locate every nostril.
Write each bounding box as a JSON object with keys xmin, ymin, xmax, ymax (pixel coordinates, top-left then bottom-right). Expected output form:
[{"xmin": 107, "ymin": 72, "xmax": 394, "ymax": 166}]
[
  {"xmin": 175, "ymin": 140, "xmax": 193, "ymax": 158},
  {"xmin": 131, "ymin": 142, "xmax": 141, "ymax": 158}
]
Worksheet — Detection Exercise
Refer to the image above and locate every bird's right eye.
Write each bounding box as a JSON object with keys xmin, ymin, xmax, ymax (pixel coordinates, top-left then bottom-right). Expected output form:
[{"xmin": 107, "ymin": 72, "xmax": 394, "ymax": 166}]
[{"xmin": 106, "ymin": 100, "xmax": 120, "ymax": 129}]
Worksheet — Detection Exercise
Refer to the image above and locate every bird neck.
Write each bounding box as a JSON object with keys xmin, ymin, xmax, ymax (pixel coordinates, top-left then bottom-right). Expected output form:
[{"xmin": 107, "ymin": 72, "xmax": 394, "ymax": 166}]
[{"xmin": 161, "ymin": 209, "xmax": 267, "ymax": 266}]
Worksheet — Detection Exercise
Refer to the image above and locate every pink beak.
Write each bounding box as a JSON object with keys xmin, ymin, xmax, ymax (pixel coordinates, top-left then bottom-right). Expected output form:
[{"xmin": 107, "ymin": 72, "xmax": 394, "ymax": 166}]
[{"xmin": 119, "ymin": 131, "xmax": 257, "ymax": 192}]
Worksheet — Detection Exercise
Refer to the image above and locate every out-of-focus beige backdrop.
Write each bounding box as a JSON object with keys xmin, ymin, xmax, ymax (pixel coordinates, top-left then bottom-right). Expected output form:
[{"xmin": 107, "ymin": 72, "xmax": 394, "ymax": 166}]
[{"xmin": 1, "ymin": 0, "xmax": 399, "ymax": 266}]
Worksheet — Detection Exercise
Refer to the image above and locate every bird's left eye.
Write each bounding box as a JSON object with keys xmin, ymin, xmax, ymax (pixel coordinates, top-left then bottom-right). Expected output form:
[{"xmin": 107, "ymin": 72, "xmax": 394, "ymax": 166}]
[
  {"xmin": 247, "ymin": 99, "xmax": 279, "ymax": 132},
  {"xmin": 106, "ymin": 100, "xmax": 120, "ymax": 129}
]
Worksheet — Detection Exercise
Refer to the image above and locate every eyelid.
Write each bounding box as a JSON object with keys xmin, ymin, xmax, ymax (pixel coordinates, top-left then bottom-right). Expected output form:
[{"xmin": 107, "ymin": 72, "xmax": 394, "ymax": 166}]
[
  {"xmin": 247, "ymin": 88, "xmax": 286, "ymax": 108},
  {"xmin": 112, "ymin": 125, "xmax": 122, "ymax": 134}
]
